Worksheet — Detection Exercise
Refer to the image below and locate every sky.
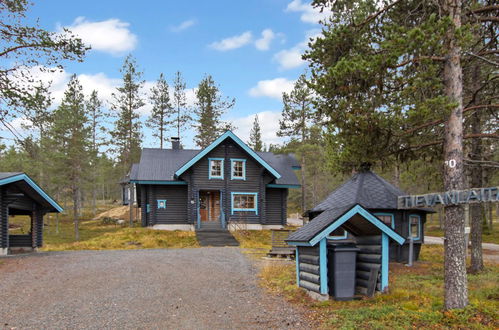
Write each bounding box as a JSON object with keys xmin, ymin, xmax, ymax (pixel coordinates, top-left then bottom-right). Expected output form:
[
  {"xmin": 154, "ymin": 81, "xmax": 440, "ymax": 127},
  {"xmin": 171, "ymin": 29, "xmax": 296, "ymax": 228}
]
[{"xmin": 4, "ymin": 0, "xmax": 329, "ymax": 149}]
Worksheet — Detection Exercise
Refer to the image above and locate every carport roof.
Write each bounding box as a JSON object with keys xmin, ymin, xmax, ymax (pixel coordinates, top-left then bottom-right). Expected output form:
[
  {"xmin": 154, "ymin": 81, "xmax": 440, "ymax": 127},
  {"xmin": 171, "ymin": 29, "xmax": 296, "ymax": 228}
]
[{"xmin": 0, "ymin": 172, "xmax": 63, "ymax": 212}]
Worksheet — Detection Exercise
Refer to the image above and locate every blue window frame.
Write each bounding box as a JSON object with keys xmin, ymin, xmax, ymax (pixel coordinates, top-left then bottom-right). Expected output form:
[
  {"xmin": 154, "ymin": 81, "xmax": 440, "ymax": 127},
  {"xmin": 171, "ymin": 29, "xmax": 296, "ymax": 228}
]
[
  {"xmin": 408, "ymin": 214, "xmax": 421, "ymax": 240},
  {"xmin": 208, "ymin": 158, "xmax": 224, "ymax": 179},
  {"xmin": 374, "ymin": 213, "xmax": 395, "ymax": 229},
  {"xmin": 327, "ymin": 228, "xmax": 348, "ymax": 240},
  {"xmin": 157, "ymin": 199, "xmax": 166, "ymax": 209},
  {"xmin": 231, "ymin": 192, "xmax": 258, "ymax": 215},
  {"xmin": 231, "ymin": 158, "xmax": 246, "ymax": 180}
]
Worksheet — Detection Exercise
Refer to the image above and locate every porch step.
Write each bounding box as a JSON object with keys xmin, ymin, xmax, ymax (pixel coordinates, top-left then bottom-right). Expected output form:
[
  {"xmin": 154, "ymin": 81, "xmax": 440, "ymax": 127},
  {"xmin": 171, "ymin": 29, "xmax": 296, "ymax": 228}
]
[
  {"xmin": 195, "ymin": 230, "xmax": 239, "ymax": 247},
  {"xmin": 198, "ymin": 221, "xmax": 223, "ymax": 230}
]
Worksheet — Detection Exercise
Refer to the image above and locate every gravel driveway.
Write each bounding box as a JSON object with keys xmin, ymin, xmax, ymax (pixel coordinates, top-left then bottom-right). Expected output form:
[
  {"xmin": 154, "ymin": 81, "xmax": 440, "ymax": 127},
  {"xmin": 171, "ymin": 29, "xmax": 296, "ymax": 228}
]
[{"xmin": 0, "ymin": 248, "xmax": 312, "ymax": 329}]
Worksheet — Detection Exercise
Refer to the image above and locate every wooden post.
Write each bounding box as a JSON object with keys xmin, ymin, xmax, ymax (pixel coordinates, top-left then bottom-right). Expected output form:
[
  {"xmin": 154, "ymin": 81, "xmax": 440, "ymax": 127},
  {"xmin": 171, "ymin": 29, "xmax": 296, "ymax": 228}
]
[
  {"xmin": 319, "ymin": 238, "xmax": 328, "ymax": 295},
  {"xmin": 129, "ymin": 184, "xmax": 134, "ymax": 227},
  {"xmin": 381, "ymin": 233, "xmax": 389, "ymax": 291}
]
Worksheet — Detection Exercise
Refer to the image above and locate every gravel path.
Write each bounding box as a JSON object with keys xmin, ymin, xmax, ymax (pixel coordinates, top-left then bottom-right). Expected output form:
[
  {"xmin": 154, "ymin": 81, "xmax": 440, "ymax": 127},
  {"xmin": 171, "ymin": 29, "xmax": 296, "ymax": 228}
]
[{"xmin": 0, "ymin": 248, "xmax": 312, "ymax": 329}]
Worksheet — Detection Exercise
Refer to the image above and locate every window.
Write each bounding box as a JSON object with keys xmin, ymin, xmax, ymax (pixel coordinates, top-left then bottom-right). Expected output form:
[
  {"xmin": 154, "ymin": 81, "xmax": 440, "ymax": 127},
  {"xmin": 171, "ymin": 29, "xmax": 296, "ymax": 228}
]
[
  {"xmin": 374, "ymin": 213, "xmax": 394, "ymax": 229},
  {"xmin": 231, "ymin": 159, "xmax": 246, "ymax": 180},
  {"xmin": 327, "ymin": 228, "xmax": 348, "ymax": 240},
  {"xmin": 409, "ymin": 215, "xmax": 421, "ymax": 240},
  {"xmin": 208, "ymin": 158, "xmax": 224, "ymax": 179},
  {"xmin": 157, "ymin": 199, "xmax": 166, "ymax": 209},
  {"xmin": 231, "ymin": 192, "xmax": 258, "ymax": 214}
]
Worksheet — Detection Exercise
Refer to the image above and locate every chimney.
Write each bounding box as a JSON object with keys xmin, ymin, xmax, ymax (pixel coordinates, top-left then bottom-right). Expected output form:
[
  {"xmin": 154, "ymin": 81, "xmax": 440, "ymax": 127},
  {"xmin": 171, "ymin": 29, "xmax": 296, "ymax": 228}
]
[{"xmin": 171, "ymin": 137, "xmax": 180, "ymax": 150}]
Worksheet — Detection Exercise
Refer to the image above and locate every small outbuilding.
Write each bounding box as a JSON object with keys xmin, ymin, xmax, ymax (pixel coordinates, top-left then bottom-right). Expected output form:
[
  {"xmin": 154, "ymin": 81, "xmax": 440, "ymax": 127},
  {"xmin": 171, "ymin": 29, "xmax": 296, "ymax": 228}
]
[
  {"xmin": 287, "ymin": 204, "xmax": 405, "ymax": 300},
  {"xmin": 306, "ymin": 168, "xmax": 434, "ymax": 262},
  {"xmin": 0, "ymin": 172, "xmax": 62, "ymax": 255}
]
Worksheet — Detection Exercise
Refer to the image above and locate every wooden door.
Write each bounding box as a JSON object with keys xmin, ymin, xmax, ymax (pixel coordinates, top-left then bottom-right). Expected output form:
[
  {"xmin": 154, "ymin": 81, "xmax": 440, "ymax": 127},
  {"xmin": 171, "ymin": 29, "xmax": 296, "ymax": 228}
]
[
  {"xmin": 209, "ymin": 193, "xmax": 220, "ymax": 221},
  {"xmin": 199, "ymin": 193, "xmax": 208, "ymax": 221}
]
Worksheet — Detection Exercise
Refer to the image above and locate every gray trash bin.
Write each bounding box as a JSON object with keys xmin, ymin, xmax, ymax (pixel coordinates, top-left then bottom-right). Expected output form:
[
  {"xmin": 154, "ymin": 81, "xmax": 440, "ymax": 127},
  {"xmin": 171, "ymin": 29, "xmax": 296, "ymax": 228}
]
[{"xmin": 328, "ymin": 243, "xmax": 359, "ymax": 300}]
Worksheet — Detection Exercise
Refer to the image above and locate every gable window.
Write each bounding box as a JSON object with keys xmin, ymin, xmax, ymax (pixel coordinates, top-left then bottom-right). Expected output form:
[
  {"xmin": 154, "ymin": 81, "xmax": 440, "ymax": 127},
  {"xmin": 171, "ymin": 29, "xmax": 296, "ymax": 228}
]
[
  {"xmin": 409, "ymin": 214, "xmax": 421, "ymax": 240},
  {"xmin": 208, "ymin": 158, "xmax": 224, "ymax": 179},
  {"xmin": 374, "ymin": 213, "xmax": 395, "ymax": 229},
  {"xmin": 231, "ymin": 159, "xmax": 246, "ymax": 180},
  {"xmin": 231, "ymin": 192, "xmax": 258, "ymax": 214}
]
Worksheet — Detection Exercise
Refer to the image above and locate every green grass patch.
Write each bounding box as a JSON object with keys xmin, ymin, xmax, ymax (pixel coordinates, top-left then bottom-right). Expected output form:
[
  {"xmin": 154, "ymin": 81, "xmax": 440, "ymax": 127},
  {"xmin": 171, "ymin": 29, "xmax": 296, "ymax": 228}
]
[
  {"xmin": 232, "ymin": 230, "xmax": 272, "ymax": 249},
  {"xmin": 426, "ymin": 225, "xmax": 499, "ymax": 244},
  {"xmin": 259, "ymin": 245, "xmax": 499, "ymax": 329}
]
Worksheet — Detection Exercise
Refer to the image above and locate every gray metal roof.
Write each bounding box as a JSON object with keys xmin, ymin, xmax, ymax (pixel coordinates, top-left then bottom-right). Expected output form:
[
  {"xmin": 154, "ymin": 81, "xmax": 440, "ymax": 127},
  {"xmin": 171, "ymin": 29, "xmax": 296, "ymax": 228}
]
[
  {"xmin": 310, "ymin": 170, "xmax": 431, "ymax": 212},
  {"xmin": 287, "ymin": 205, "xmax": 354, "ymax": 242},
  {"xmin": 129, "ymin": 148, "xmax": 300, "ymax": 185}
]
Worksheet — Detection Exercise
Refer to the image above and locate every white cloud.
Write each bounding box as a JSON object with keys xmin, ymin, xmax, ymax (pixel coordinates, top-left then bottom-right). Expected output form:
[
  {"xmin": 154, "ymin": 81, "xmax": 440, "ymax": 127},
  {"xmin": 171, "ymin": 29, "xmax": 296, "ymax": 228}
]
[
  {"xmin": 229, "ymin": 111, "xmax": 284, "ymax": 146},
  {"xmin": 255, "ymin": 29, "xmax": 276, "ymax": 51},
  {"xmin": 170, "ymin": 19, "xmax": 196, "ymax": 32},
  {"xmin": 60, "ymin": 17, "xmax": 138, "ymax": 55},
  {"xmin": 285, "ymin": 0, "xmax": 331, "ymax": 24},
  {"xmin": 248, "ymin": 78, "xmax": 295, "ymax": 100},
  {"xmin": 209, "ymin": 31, "xmax": 253, "ymax": 51},
  {"xmin": 273, "ymin": 29, "xmax": 321, "ymax": 70}
]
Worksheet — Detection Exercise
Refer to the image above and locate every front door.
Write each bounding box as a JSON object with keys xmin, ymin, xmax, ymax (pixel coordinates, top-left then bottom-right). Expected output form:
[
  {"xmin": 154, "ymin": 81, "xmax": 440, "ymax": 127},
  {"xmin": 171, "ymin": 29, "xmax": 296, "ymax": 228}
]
[{"xmin": 199, "ymin": 191, "xmax": 220, "ymax": 221}]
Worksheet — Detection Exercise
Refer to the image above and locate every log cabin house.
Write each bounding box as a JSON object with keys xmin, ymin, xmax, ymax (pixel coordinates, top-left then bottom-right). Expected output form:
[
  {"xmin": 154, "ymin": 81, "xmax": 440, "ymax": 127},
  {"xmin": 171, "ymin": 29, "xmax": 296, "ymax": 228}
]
[{"xmin": 123, "ymin": 131, "xmax": 301, "ymax": 231}]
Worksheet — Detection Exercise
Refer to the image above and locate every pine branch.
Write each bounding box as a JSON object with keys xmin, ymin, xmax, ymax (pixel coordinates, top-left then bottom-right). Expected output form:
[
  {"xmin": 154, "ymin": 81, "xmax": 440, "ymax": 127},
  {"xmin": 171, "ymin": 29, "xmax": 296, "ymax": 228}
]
[
  {"xmin": 401, "ymin": 104, "xmax": 499, "ymax": 136},
  {"xmin": 469, "ymin": 5, "xmax": 499, "ymax": 14},
  {"xmin": 354, "ymin": 0, "xmax": 403, "ymax": 28},
  {"xmin": 393, "ymin": 56, "xmax": 445, "ymax": 68}
]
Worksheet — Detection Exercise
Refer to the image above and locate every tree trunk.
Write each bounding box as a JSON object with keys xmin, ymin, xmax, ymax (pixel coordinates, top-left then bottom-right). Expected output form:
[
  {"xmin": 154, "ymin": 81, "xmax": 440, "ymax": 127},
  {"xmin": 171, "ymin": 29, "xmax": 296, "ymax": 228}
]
[
  {"xmin": 301, "ymin": 152, "xmax": 306, "ymax": 214},
  {"xmin": 442, "ymin": 0, "xmax": 468, "ymax": 310},
  {"xmin": 73, "ymin": 186, "xmax": 80, "ymax": 241},
  {"xmin": 469, "ymin": 68, "xmax": 484, "ymax": 274}
]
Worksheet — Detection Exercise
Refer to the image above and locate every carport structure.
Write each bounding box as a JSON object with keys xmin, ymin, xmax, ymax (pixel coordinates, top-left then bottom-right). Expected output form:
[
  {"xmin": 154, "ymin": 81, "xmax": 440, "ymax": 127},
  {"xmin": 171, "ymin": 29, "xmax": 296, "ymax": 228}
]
[
  {"xmin": 286, "ymin": 204, "xmax": 405, "ymax": 299},
  {"xmin": 0, "ymin": 172, "xmax": 62, "ymax": 255}
]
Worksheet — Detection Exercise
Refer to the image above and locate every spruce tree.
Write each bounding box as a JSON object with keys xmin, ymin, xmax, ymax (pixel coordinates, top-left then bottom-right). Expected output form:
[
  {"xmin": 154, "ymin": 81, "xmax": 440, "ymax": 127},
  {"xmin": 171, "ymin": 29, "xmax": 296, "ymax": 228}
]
[
  {"xmin": 49, "ymin": 75, "xmax": 91, "ymax": 241},
  {"xmin": 278, "ymin": 73, "xmax": 315, "ymax": 213},
  {"xmin": 146, "ymin": 73, "xmax": 173, "ymax": 149},
  {"xmin": 111, "ymin": 54, "xmax": 144, "ymax": 175},
  {"xmin": 193, "ymin": 75, "xmax": 235, "ymax": 148},
  {"xmin": 172, "ymin": 71, "xmax": 191, "ymax": 142},
  {"xmin": 249, "ymin": 114, "xmax": 264, "ymax": 151}
]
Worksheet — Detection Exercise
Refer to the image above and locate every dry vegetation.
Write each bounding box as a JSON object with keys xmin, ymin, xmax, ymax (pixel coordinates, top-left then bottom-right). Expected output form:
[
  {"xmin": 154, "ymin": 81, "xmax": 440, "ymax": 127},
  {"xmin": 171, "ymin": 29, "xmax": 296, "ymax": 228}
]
[{"xmin": 259, "ymin": 245, "xmax": 499, "ymax": 329}]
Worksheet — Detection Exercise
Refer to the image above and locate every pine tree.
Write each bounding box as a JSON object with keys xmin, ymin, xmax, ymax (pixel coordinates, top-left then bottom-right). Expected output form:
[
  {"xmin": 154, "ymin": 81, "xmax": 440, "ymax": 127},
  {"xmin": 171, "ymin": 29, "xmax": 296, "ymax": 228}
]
[
  {"xmin": 111, "ymin": 54, "xmax": 144, "ymax": 175},
  {"xmin": 0, "ymin": 0, "xmax": 87, "ymax": 118},
  {"xmin": 49, "ymin": 75, "xmax": 91, "ymax": 241},
  {"xmin": 172, "ymin": 71, "xmax": 191, "ymax": 142},
  {"xmin": 193, "ymin": 75, "xmax": 235, "ymax": 148},
  {"xmin": 86, "ymin": 90, "xmax": 105, "ymax": 215},
  {"xmin": 278, "ymin": 73, "xmax": 315, "ymax": 213},
  {"xmin": 248, "ymin": 114, "xmax": 264, "ymax": 151},
  {"xmin": 146, "ymin": 73, "xmax": 173, "ymax": 149},
  {"xmin": 20, "ymin": 82, "xmax": 53, "ymax": 186}
]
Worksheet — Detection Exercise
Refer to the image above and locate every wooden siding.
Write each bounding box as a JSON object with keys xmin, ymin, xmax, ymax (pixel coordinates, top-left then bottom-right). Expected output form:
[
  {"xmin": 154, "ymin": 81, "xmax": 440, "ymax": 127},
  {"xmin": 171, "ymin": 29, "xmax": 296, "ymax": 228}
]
[
  {"xmin": 297, "ymin": 245, "xmax": 321, "ymax": 293},
  {"xmin": 0, "ymin": 188, "xmax": 7, "ymax": 248},
  {"xmin": 180, "ymin": 139, "xmax": 282, "ymax": 225},
  {"xmin": 149, "ymin": 185, "xmax": 188, "ymax": 224}
]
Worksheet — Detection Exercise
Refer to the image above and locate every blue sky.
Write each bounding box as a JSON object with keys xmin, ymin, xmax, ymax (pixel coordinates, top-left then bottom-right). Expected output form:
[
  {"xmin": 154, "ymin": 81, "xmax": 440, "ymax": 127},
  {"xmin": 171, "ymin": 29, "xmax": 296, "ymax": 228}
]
[{"xmin": 6, "ymin": 0, "xmax": 328, "ymax": 149}]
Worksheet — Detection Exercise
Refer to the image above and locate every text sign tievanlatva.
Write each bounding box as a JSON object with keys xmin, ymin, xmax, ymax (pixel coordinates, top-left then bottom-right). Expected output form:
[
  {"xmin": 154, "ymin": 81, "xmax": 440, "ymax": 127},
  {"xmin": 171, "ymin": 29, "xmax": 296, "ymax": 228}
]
[{"xmin": 398, "ymin": 187, "xmax": 499, "ymax": 209}]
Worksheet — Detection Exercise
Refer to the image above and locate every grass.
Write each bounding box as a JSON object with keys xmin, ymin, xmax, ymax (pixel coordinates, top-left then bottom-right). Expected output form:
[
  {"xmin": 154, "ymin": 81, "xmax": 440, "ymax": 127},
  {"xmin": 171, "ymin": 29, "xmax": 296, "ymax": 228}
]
[
  {"xmin": 8, "ymin": 207, "xmax": 199, "ymax": 251},
  {"xmin": 231, "ymin": 230, "xmax": 272, "ymax": 249},
  {"xmin": 426, "ymin": 225, "xmax": 499, "ymax": 244},
  {"xmin": 259, "ymin": 245, "xmax": 499, "ymax": 329}
]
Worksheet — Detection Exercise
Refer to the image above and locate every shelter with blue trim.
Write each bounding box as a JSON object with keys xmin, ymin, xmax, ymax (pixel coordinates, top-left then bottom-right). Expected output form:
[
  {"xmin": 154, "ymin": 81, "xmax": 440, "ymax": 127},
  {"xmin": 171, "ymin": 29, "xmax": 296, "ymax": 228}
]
[
  {"xmin": 0, "ymin": 172, "xmax": 63, "ymax": 255},
  {"xmin": 286, "ymin": 204, "xmax": 405, "ymax": 300}
]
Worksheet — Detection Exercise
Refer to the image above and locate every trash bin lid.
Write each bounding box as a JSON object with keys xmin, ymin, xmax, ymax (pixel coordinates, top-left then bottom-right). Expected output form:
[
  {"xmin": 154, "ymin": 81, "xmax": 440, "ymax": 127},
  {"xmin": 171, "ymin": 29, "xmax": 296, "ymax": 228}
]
[{"xmin": 329, "ymin": 245, "xmax": 360, "ymax": 252}]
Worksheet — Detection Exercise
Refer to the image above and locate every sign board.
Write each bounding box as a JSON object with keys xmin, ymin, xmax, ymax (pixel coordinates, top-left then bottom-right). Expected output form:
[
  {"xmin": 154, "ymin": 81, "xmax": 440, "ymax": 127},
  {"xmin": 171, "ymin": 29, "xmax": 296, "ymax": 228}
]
[{"xmin": 398, "ymin": 187, "xmax": 499, "ymax": 209}]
